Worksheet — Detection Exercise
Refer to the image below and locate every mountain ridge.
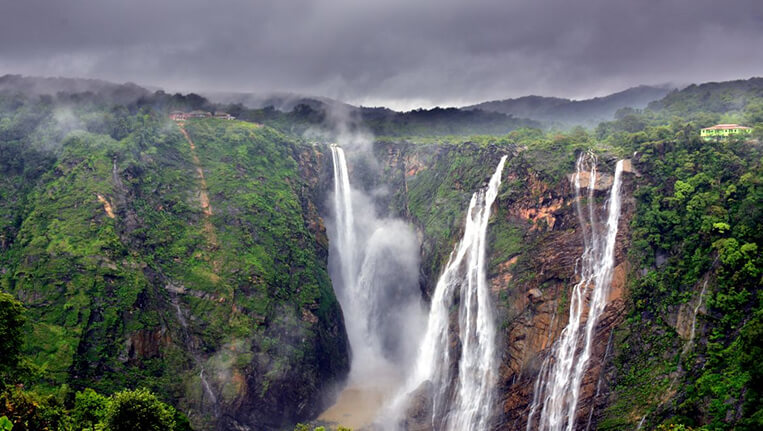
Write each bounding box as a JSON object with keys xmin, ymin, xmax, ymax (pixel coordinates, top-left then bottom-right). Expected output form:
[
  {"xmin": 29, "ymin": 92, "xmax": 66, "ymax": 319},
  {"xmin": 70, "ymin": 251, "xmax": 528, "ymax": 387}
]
[{"xmin": 465, "ymin": 85, "xmax": 673, "ymax": 126}]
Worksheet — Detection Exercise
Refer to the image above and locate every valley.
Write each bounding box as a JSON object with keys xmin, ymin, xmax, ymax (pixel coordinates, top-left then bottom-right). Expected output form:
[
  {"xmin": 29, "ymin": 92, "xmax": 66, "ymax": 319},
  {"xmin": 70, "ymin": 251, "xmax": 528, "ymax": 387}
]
[{"xmin": 0, "ymin": 76, "xmax": 760, "ymax": 431}]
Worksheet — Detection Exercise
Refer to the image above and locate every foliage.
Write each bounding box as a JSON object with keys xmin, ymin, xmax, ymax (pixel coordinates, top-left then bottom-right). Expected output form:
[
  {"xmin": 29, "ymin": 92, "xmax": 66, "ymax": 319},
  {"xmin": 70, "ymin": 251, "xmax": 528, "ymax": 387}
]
[
  {"xmin": 0, "ymin": 385, "xmax": 189, "ymax": 431},
  {"xmin": 0, "ymin": 387, "xmax": 67, "ymax": 431},
  {"xmin": 0, "ymin": 293, "xmax": 25, "ymax": 384},
  {"xmin": 656, "ymin": 424, "xmax": 697, "ymax": 431},
  {"xmin": 104, "ymin": 388, "xmax": 175, "ymax": 431},
  {"xmin": 72, "ymin": 389, "xmax": 108, "ymax": 430},
  {"xmin": 597, "ymin": 77, "xmax": 763, "ymax": 429},
  {"xmin": 0, "ymin": 416, "xmax": 11, "ymax": 431}
]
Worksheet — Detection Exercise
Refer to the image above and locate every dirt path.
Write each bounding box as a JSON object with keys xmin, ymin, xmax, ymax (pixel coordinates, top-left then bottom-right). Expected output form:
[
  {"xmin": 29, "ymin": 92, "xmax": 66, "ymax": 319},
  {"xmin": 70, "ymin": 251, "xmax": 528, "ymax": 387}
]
[{"xmin": 178, "ymin": 123, "xmax": 219, "ymax": 250}]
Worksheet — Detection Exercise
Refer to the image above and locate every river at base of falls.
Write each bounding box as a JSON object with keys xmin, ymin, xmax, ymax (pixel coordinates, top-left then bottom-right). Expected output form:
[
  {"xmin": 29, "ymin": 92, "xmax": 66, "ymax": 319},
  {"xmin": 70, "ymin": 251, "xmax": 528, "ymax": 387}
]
[{"xmin": 318, "ymin": 365, "xmax": 404, "ymax": 430}]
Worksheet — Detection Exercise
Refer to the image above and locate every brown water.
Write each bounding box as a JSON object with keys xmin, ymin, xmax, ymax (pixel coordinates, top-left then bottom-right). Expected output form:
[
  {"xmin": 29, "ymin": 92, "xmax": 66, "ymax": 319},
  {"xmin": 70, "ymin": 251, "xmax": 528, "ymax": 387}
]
[
  {"xmin": 318, "ymin": 386, "xmax": 388, "ymax": 430},
  {"xmin": 318, "ymin": 367, "xmax": 404, "ymax": 430}
]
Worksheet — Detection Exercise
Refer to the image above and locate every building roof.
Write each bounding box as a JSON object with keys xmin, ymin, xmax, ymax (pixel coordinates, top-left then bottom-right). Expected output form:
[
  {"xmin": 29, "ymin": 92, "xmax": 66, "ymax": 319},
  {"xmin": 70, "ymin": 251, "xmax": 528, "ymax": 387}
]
[{"xmin": 701, "ymin": 124, "xmax": 752, "ymax": 130}]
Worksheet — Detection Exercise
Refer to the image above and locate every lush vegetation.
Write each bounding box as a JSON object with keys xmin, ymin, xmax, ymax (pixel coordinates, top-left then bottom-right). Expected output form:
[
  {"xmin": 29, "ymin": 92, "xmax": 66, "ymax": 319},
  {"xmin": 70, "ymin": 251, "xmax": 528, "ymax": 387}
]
[
  {"xmin": 0, "ymin": 293, "xmax": 187, "ymax": 430},
  {"xmin": 0, "ymin": 76, "xmax": 761, "ymax": 430},
  {"xmin": 593, "ymin": 78, "xmax": 763, "ymax": 430},
  {"xmin": 0, "ymin": 89, "xmax": 348, "ymax": 430},
  {"xmin": 0, "ymin": 385, "xmax": 189, "ymax": 431}
]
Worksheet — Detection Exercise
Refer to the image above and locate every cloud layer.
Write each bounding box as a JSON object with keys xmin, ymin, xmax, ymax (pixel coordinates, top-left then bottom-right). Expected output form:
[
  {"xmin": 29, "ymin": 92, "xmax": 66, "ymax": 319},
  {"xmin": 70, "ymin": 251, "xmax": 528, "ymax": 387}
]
[{"xmin": 1, "ymin": 0, "xmax": 761, "ymax": 109}]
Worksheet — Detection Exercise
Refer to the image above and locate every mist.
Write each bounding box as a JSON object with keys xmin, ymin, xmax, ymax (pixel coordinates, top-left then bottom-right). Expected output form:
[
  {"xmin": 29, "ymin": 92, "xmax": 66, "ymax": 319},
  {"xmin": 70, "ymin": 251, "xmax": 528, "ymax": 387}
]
[{"xmin": 321, "ymin": 112, "xmax": 427, "ymax": 427}]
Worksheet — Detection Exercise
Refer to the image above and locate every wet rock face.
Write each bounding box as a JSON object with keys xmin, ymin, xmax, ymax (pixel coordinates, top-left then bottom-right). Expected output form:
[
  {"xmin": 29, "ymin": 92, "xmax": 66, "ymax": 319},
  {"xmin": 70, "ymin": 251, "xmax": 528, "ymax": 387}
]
[
  {"xmin": 124, "ymin": 328, "xmax": 171, "ymax": 361},
  {"xmin": 402, "ymin": 381, "xmax": 436, "ymax": 431},
  {"xmin": 490, "ymin": 172, "xmax": 635, "ymax": 430},
  {"xmin": 350, "ymin": 143, "xmax": 634, "ymax": 430}
]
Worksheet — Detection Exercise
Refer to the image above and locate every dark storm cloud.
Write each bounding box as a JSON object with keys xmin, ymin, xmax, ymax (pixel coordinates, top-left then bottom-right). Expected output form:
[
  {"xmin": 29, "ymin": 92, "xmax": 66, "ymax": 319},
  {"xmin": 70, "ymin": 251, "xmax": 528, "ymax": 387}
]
[{"xmin": 1, "ymin": 0, "xmax": 761, "ymax": 109}]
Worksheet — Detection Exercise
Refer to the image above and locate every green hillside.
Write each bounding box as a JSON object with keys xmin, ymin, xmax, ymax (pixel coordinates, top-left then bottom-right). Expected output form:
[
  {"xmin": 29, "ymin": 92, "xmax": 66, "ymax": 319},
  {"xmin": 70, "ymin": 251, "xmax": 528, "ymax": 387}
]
[{"xmin": 0, "ymin": 91, "xmax": 348, "ymax": 430}]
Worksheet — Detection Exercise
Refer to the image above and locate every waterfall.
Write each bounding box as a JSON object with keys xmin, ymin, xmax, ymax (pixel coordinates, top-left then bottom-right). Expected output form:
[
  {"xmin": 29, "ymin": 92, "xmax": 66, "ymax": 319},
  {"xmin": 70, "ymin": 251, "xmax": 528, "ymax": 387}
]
[
  {"xmin": 329, "ymin": 143, "xmax": 378, "ymax": 371},
  {"xmin": 330, "ymin": 144, "xmax": 358, "ymax": 300},
  {"xmin": 394, "ymin": 155, "xmax": 507, "ymax": 431},
  {"xmin": 171, "ymin": 299, "xmax": 219, "ymax": 416},
  {"xmin": 328, "ymin": 144, "xmax": 424, "ymax": 385},
  {"xmin": 526, "ymin": 154, "xmax": 625, "ymax": 431}
]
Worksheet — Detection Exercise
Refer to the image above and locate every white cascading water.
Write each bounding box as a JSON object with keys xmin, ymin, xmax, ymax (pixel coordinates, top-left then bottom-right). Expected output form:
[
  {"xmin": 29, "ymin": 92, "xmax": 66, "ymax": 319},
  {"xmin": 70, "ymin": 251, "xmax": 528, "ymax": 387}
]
[
  {"xmin": 331, "ymin": 145, "xmax": 358, "ymax": 299},
  {"xmin": 394, "ymin": 155, "xmax": 507, "ymax": 431},
  {"xmin": 328, "ymin": 144, "xmax": 424, "ymax": 379},
  {"xmin": 526, "ymin": 153, "xmax": 625, "ymax": 431},
  {"xmin": 325, "ymin": 144, "xmax": 426, "ymax": 428},
  {"xmin": 330, "ymin": 144, "xmax": 374, "ymax": 364}
]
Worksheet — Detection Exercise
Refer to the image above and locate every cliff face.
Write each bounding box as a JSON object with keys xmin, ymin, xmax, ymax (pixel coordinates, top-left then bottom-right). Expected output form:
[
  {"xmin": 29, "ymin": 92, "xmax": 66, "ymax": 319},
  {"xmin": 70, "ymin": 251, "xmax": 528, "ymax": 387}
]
[
  {"xmin": 1, "ymin": 119, "xmax": 349, "ymax": 430},
  {"xmin": 371, "ymin": 141, "xmax": 636, "ymax": 430},
  {"xmin": 490, "ymin": 167, "xmax": 635, "ymax": 431},
  {"xmin": 371, "ymin": 134, "xmax": 762, "ymax": 431}
]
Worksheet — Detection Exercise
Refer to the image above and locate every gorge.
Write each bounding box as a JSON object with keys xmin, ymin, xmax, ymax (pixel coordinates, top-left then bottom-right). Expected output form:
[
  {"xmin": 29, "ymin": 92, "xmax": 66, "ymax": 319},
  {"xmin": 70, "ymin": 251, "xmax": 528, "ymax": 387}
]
[
  {"xmin": 0, "ymin": 78, "xmax": 761, "ymax": 431},
  {"xmin": 319, "ymin": 139, "xmax": 632, "ymax": 431}
]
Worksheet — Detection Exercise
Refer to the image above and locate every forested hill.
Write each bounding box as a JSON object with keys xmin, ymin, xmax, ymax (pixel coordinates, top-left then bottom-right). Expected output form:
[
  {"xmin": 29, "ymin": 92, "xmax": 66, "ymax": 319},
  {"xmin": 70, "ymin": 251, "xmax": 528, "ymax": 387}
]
[
  {"xmin": 0, "ymin": 74, "xmax": 153, "ymax": 105},
  {"xmin": 595, "ymin": 77, "xmax": 763, "ymax": 139},
  {"xmin": 465, "ymin": 85, "xmax": 672, "ymax": 126},
  {"xmin": 233, "ymin": 103, "xmax": 540, "ymax": 137},
  {"xmin": 647, "ymin": 77, "xmax": 763, "ymax": 116}
]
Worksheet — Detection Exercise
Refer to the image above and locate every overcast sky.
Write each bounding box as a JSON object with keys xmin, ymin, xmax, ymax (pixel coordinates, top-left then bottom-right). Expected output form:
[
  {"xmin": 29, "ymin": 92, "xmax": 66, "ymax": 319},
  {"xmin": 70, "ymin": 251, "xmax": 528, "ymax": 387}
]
[{"xmin": 1, "ymin": 0, "xmax": 761, "ymax": 110}]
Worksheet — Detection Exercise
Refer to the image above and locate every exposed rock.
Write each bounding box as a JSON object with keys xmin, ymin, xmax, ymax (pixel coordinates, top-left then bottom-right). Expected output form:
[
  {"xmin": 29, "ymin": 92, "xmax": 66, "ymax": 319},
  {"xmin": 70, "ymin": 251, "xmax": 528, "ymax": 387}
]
[
  {"xmin": 123, "ymin": 328, "xmax": 171, "ymax": 361},
  {"xmin": 492, "ymin": 256, "xmax": 519, "ymax": 293},
  {"xmin": 402, "ymin": 381, "xmax": 435, "ymax": 431},
  {"xmin": 566, "ymin": 171, "xmax": 614, "ymax": 191},
  {"xmin": 490, "ymin": 166, "xmax": 635, "ymax": 430},
  {"xmin": 621, "ymin": 159, "xmax": 636, "ymax": 174},
  {"xmin": 527, "ymin": 288, "xmax": 543, "ymax": 302},
  {"xmin": 96, "ymin": 193, "xmax": 115, "ymax": 218}
]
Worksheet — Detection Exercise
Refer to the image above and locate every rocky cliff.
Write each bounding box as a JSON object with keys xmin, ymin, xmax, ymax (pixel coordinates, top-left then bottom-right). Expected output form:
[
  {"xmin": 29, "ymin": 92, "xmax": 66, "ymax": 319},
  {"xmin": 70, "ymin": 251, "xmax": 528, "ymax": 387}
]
[
  {"xmin": 365, "ymin": 133, "xmax": 760, "ymax": 430},
  {"xmin": 363, "ymin": 141, "xmax": 637, "ymax": 430}
]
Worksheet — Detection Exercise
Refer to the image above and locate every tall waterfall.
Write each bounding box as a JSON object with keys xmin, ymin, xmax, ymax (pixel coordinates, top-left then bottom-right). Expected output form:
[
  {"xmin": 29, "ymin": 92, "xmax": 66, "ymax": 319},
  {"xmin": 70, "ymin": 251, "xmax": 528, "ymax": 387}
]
[
  {"xmin": 330, "ymin": 144, "xmax": 358, "ymax": 314},
  {"xmin": 395, "ymin": 155, "xmax": 507, "ymax": 431},
  {"xmin": 329, "ymin": 144, "xmax": 371, "ymax": 366},
  {"xmin": 526, "ymin": 154, "xmax": 625, "ymax": 431},
  {"xmin": 328, "ymin": 144, "xmax": 424, "ymax": 384}
]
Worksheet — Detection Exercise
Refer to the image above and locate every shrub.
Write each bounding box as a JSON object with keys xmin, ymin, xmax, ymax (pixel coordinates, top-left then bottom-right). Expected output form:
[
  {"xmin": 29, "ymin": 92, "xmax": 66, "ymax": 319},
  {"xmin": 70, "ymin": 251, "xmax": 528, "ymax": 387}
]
[
  {"xmin": 72, "ymin": 388, "xmax": 109, "ymax": 430},
  {"xmin": 105, "ymin": 389, "xmax": 175, "ymax": 431},
  {"xmin": 0, "ymin": 293, "xmax": 25, "ymax": 384}
]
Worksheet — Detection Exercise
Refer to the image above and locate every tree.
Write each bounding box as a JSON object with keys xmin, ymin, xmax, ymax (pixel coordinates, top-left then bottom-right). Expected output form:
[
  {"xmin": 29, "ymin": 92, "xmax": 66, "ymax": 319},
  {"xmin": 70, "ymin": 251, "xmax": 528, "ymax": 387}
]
[
  {"xmin": 73, "ymin": 388, "xmax": 109, "ymax": 430},
  {"xmin": 0, "ymin": 293, "xmax": 25, "ymax": 385},
  {"xmin": 105, "ymin": 389, "xmax": 175, "ymax": 431},
  {"xmin": 0, "ymin": 416, "xmax": 12, "ymax": 431},
  {"xmin": 0, "ymin": 388, "xmax": 66, "ymax": 431}
]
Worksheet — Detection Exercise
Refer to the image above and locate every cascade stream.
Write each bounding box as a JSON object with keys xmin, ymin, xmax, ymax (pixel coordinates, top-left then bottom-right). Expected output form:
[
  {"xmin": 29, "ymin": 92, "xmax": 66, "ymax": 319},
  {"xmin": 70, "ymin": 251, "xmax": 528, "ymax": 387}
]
[
  {"xmin": 526, "ymin": 153, "xmax": 625, "ymax": 431},
  {"xmin": 391, "ymin": 155, "xmax": 507, "ymax": 431}
]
